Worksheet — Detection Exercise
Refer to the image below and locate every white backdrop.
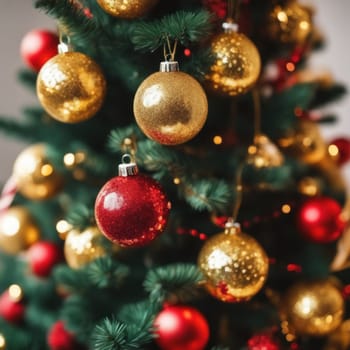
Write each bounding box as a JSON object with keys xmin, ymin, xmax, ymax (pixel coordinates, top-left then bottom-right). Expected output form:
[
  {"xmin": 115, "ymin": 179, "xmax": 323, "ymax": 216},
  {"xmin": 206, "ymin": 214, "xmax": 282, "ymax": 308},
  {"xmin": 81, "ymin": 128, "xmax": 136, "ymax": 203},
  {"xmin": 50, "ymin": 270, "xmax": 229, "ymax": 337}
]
[{"xmin": 0, "ymin": 0, "xmax": 349, "ymax": 183}]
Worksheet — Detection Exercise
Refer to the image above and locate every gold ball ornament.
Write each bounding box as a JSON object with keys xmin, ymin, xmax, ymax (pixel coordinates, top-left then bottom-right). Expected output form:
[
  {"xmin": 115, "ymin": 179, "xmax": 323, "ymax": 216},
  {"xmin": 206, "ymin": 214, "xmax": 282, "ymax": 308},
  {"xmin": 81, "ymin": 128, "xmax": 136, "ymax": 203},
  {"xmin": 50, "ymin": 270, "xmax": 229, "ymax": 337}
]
[
  {"xmin": 133, "ymin": 61, "xmax": 208, "ymax": 145},
  {"xmin": 247, "ymin": 134, "xmax": 284, "ymax": 168},
  {"xmin": 0, "ymin": 206, "xmax": 40, "ymax": 254},
  {"xmin": 97, "ymin": 0, "xmax": 158, "ymax": 19},
  {"xmin": 266, "ymin": 1, "xmax": 313, "ymax": 45},
  {"xmin": 197, "ymin": 222, "xmax": 269, "ymax": 302},
  {"xmin": 205, "ymin": 23, "xmax": 261, "ymax": 96},
  {"xmin": 64, "ymin": 226, "xmax": 111, "ymax": 269},
  {"xmin": 281, "ymin": 280, "xmax": 344, "ymax": 337},
  {"xmin": 13, "ymin": 143, "xmax": 63, "ymax": 200},
  {"xmin": 278, "ymin": 119, "xmax": 326, "ymax": 164},
  {"xmin": 37, "ymin": 52, "xmax": 106, "ymax": 123}
]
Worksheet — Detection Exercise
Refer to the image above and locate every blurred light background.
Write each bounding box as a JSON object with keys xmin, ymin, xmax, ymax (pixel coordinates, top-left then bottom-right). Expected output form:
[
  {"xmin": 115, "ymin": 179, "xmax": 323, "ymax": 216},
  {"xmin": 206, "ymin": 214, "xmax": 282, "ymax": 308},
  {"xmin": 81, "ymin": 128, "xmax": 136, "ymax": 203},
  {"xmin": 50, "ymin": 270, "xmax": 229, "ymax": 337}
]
[{"xmin": 0, "ymin": 0, "xmax": 349, "ymax": 184}]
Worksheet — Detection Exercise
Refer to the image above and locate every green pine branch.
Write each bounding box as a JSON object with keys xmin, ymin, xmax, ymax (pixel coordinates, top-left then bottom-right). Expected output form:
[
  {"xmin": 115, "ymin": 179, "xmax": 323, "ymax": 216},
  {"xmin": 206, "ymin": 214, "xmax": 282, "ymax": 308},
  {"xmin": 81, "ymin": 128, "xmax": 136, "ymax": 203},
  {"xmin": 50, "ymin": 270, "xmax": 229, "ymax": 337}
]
[
  {"xmin": 65, "ymin": 203, "xmax": 95, "ymax": 230},
  {"xmin": 34, "ymin": 0, "xmax": 102, "ymax": 42},
  {"xmin": 144, "ymin": 263, "xmax": 203, "ymax": 303},
  {"xmin": 132, "ymin": 10, "xmax": 213, "ymax": 52},
  {"xmin": 92, "ymin": 302, "xmax": 156, "ymax": 350}
]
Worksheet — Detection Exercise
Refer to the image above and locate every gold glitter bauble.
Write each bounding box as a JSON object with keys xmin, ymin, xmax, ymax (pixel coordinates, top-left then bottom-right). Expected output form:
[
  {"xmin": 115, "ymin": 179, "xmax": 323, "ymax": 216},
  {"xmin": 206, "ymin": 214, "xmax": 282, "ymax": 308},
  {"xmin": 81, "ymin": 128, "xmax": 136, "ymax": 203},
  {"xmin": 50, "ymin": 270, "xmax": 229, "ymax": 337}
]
[
  {"xmin": 205, "ymin": 30, "xmax": 261, "ymax": 96},
  {"xmin": 13, "ymin": 144, "xmax": 63, "ymax": 200},
  {"xmin": 247, "ymin": 134, "xmax": 284, "ymax": 168},
  {"xmin": 64, "ymin": 226, "xmax": 110, "ymax": 269},
  {"xmin": 97, "ymin": 0, "xmax": 158, "ymax": 19},
  {"xmin": 278, "ymin": 119, "xmax": 326, "ymax": 164},
  {"xmin": 0, "ymin": 206, "xmax": 40, "ymax": 254},
  {"xmin": 282, "ymin": 280, "xmax": 344, "ymax": 336},
  {"xmin": 133, "ymin": 64, "xmax": 208, "ymax": 145},
  {"xmin": 36, "ymin": 52, "xmax": 106, "ymax": 123},
  {"xmin": 266, "ymin": 1, "xmax": 312, "ymax": 45},
  {"xmin": 197, "ymin": 223, "xmax": 269, "ymax": 302}
]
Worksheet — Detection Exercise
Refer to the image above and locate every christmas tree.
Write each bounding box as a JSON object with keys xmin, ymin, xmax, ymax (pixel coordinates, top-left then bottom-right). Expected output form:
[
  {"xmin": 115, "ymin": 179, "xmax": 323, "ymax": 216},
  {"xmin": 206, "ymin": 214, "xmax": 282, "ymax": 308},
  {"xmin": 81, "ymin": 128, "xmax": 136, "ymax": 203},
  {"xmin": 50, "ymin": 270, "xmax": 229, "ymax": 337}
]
[{"xmin": 0, "ymin": 0, "xmax": 349, "ymax": 349}]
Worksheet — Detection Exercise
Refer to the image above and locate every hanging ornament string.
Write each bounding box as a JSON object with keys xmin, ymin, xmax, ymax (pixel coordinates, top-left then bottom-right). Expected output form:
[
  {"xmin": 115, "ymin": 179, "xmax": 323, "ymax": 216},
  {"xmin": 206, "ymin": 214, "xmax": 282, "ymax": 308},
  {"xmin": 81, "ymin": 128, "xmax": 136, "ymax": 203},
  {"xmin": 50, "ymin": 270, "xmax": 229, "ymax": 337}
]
[
  {"xmin": 121, "ymin": 136, "xmax": 137, "ymax": 163},
  {"xmin": 252, "ymin": 87, "xmax": 261, "ymax": 139},
  {"xmin": 163, "ymin": 35, "xmax": 178, "ymax": 62},
  {"xmin": 226, "ymin": 0, "xmax": 240, "ymax": 23},
  {"xmin": 247, "ymin": 89, "xmax": 284, "ymax": 168},
  {"xmin": 58, "ymin": 29, "xmax": 72, "ymax": 54},
  {"xmin": 231, "ymin": 162, "xmax": 245, "ymax": 223}
]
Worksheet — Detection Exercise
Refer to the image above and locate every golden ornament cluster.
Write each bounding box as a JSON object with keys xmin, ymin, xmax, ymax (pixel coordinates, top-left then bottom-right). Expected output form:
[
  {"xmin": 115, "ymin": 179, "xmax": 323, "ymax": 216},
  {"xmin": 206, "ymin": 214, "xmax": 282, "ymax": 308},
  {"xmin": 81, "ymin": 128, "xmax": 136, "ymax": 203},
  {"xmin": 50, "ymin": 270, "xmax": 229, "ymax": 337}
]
[{"xmin": 37, "ymin": 52, "xmax": 106, "ymax": 123}]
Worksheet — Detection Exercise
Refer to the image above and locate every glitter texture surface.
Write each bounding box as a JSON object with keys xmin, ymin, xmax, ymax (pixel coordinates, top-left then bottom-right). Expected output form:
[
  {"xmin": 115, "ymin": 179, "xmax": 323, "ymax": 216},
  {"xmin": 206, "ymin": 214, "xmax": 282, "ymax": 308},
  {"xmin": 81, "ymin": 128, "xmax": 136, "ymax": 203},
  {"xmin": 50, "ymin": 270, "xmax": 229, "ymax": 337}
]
[
  {"xmin": 97, "ymin": 0, "xmax": 158, "ymax": 19},
  {"xmin": 95, "ymin": 174, "xmax": 170, "ymax": 247},
  {"xmin": 282, "ymin": 280, "xmax": 344, "ymax": 336},
  {"xmin": 206, "ymin": 31, "xmax": 261, "ymax": 96},
  {"xmin": 198, "ymin": 228, "xmax": 269, "ymax": 302},
  {"xmin": 133, "ymin": 71, "xmax": 208, "ymax": 145},
  {"xmin": 36, "ymin": 52, "xmax": 106, "ymax": 123}
]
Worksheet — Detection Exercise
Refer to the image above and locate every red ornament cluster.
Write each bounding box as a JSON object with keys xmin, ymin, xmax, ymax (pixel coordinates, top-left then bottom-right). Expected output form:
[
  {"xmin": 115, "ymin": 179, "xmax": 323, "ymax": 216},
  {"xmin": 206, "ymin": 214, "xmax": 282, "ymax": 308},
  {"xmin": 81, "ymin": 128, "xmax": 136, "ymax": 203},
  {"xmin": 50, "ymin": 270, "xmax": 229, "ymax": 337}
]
[
  {"xmin": 154, "ymin": 305, "xmax": 210, "ymax": 350},
  {"xmin": 95, "ymin": 160, "xmax": 170, "ymax": 247},
  {"xmin": 20, "ymin": 29, "xmax": 59, "ymax": 71},
  {"xmin": 296, "ymin": 196, "xmax": 346, "ymax": 243},
  {"xmin": 27, "ymin": 241, "xmax": 62, "ymax": 277}
]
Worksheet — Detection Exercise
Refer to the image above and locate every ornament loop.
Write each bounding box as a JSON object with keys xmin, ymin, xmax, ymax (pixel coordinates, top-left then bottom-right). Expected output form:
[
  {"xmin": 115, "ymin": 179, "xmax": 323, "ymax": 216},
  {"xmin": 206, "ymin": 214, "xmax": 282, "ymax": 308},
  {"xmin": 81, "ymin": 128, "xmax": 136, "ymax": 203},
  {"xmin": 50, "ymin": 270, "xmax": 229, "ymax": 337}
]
[
  {"xmin": 163, "ymin": 36, "xmax": 178, "ymax": 62},
  {"xmin": 58, "ymin": 31, "xmax": 72, "ymax": 54},
  {"xmin": 118, "ymin": 154, "xmax": 138, "ymax": 176}
]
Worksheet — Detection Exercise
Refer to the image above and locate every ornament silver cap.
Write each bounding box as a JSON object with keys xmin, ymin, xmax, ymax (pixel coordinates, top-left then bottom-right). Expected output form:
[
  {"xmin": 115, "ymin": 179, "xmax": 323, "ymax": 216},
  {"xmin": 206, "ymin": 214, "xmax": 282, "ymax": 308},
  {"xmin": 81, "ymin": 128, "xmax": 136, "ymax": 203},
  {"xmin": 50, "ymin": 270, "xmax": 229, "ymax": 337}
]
[
  {"xmin": 118, "ymin": 154, "xmax": 138, "ymax": 176},
  {"xmin": 222, "ymin": 21, "xmax": 239, "ymax": 33},
  {"xmin": 159, "ymin": 61, "xmax": 180, "ymax": 72}
]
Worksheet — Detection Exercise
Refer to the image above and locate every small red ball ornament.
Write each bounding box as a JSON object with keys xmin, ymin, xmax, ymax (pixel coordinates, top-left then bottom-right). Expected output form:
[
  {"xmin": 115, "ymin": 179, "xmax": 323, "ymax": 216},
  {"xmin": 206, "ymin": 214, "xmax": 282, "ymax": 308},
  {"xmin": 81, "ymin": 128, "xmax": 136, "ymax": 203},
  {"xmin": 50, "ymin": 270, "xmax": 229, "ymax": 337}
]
[
  {"xmin": 329, "ymin": 137, "xmax": 350, "ymax": 166},
  {"xmin": 0, "ymin": 288, "xmax": 25, "ymax": 324},
  {"xmin": 20, "ymin": 29, "xmax": 59, "ymax": 71},
  {"xmin": 47, "ymin": 321, "xmax": 79, "ymax": 350},
  {"xmin": 154, "ymin": 305, "xmax": 210, "ymax": 350},
  {"xmin": 95, "ymin": 157, "xmax": 170, "ymax": 247},
  {"xmin": 27, "ymin": 241, "xmax": 62, "ymax": 277},
  {"xmin": 247, "ymin": 334, "xmax": 280, "ymax": 350},
  {"xmin": 296, "ymin": 197, "xmax": 346, "ymax": 243}
]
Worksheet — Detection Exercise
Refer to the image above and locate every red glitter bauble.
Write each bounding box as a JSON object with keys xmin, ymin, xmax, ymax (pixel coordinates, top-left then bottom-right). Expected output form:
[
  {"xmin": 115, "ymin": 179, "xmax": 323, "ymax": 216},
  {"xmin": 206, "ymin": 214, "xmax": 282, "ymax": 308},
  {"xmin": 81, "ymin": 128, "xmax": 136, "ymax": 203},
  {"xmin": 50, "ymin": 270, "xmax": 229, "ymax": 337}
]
[
  {"xmin": 329, "ymin": 137, "xmax": 350, "ymax": 166},
  {"xmin": 247, "ymin": 334, "xmax": 280, "ymax": 350},
  {"xmin": 28, "ymin": 241, "xmax": 62, "ymax": 277},
  {"xmin": 296, "ymin": 197, "xmax": 346, "ymax": 243},
  {"xmin": 154, "ymin": 305, "xmax": 210, "ymax": 350},
  {"xmin": 95, "ymin": 173, "xmax": 170, "ymax": 247},
  {"xmin": 0, "ymin": 290, "xmax": 25, "ymax": 324},
  {"xmin": 20, "ymin": 29, "xmax": 59, "ymax": 71},
  {"xmin": 47, "ymin": 321, "xmax": 79, "ymax": 350}
]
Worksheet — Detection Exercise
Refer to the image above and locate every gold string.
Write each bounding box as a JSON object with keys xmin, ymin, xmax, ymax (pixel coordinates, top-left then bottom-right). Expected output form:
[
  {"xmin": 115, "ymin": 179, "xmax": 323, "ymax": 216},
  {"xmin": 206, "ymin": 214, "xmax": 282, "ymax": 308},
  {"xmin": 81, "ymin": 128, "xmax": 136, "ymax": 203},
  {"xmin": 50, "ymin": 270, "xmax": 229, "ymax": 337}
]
[
  {"xmin": 227, "ymin": 0, "xmax": 241, "ymax": 23},
  {"xmin": 163, "ymin": 36, "xmax": 178, "ymax": 61},
  {"xmin": 252, "ymin": 87, "xmax": 261, "ymax": 139}
]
